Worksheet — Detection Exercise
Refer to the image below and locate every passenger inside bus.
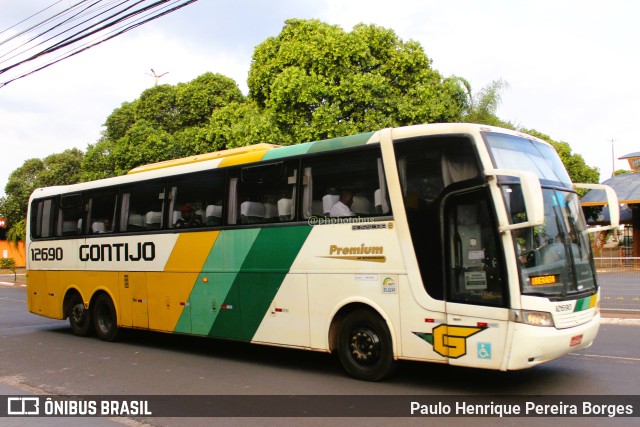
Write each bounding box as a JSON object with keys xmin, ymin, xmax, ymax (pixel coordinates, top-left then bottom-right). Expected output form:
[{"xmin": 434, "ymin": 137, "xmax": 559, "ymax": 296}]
[
  {"xmin": 329, "ymin": 190, "xmax": 356, "ymax": 217},
  {"xmin": 91, "ymin": 218, "xmax": 112, "ymax": 234},
  {"xmin": 175, "ymin": 203, "xmax": 202, "ymax": 228}
]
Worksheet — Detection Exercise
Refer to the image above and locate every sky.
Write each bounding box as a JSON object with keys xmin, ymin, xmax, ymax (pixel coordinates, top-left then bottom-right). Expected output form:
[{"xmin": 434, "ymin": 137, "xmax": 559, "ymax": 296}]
[{"xmin": 1, "ymin": 0, "xmax": 639, "ymax": 199}]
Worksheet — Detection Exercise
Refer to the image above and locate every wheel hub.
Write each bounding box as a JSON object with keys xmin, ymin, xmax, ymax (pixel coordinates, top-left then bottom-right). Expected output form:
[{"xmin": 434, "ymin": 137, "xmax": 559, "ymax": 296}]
[
  {"xmin": 350, "ymin": 327, "xmax": 381, "ymax": 365},
  {"xmin": 71, "ymin": 304, "xmax": 85, "ymax": 324}
]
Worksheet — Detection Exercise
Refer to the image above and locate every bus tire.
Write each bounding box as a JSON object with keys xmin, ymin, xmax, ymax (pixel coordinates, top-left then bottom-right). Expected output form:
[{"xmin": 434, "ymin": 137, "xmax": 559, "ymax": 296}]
[
  {"xmin": 337, "ymin": 309, "xmax": 396, "ymax": 381},
  {"xmin": 92, "ymin": 294, "xmax": 119, "ymax": 342},
  {"xmin": 68, "ymin": 293, "xmax": 93, "ymax": 337}
]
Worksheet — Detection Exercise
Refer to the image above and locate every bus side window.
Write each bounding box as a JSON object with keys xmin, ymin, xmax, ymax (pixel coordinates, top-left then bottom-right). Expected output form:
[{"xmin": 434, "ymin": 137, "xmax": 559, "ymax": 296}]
[
  {"xmin": 121, "ymin": 181, "xmax": 166, "ymax": 231},
  {"xmin": 300, "ymin": 147, "xmax": 390, "ymax": 219},
  {"xmin": 86, "ymin": 191, "xmax": 117, "ymax": 234},
  {"xmin": 57, "ymin": 194, "xmax": 83, "ymax": 237},
  {"xmin": 31, "ymin": 198, "xmax": 57, "ymax": 239},
  {"xmin": 168, "ymin": 171, "xmax": 225, "ymax": 229},
  {"xmin": 234, "ymin": 161, "xmax": 298, "ymax": 225}
]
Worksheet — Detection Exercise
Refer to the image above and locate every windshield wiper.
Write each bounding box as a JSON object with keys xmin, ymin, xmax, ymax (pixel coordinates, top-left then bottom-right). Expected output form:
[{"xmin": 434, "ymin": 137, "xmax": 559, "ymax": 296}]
[{"xmin": 552, "ymin": 204, "xmax": 575, "ymax": 297}]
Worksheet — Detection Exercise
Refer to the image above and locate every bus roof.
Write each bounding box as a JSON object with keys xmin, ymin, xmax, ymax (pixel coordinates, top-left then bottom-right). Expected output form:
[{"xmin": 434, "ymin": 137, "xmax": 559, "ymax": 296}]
[{"xmin": 127, "ymin": 143, "xmax": 281, "ymax": 174}]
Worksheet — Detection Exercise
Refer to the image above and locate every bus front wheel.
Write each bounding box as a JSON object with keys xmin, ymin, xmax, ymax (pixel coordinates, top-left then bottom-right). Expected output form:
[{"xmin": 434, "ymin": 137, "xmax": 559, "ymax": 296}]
[
  {"xmin": 68, "ymin": 293, "xmax": 92, "ymax": 337},
  {"xmin": 337, "ymin": 309, "xmax": 396, "ymax": 381},
  {"xmin": 92, "ymin": 294, "xmax": 119, "ymax": 341}
]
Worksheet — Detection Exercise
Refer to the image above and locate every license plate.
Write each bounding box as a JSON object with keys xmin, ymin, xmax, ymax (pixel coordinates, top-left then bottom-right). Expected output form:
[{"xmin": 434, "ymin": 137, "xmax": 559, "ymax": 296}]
[{"xmin": 570, "ymin": 334, "xmax": 583, "ymax": 347}]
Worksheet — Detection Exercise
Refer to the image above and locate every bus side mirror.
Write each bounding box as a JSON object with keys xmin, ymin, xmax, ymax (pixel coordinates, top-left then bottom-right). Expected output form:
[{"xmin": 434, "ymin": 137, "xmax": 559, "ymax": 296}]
[
  {"xmin": 486, "ymin": 169, "xmax": 545, "ymax": 233},
  {"xmin": 575, "ymin": 183, "xmax": 619, "ymax": 233}
]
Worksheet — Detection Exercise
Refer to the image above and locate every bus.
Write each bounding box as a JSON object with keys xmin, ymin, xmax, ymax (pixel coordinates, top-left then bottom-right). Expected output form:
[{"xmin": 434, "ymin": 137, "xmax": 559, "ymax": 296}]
[{"xmin": 26, "ymin": 123, "xmax": 619, "ymax": 381}]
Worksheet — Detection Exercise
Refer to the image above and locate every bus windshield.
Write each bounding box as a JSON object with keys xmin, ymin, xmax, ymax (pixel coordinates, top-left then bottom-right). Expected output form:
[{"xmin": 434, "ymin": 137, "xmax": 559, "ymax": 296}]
[
  {"xmin": 507, "ymin": 187, "xmax": 596, "ymax": 297},
  {"xmin": 484, "ymin": 132, "xmax": 572, "ymax": 187},
  {"xmin": 485, "ymin": 132, "xmax": 597, "ymax": 298}
]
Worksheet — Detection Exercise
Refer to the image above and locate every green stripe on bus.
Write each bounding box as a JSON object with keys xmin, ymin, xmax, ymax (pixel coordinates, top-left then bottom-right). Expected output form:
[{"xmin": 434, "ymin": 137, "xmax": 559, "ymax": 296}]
[
  {"xmin": 207, "ymin": 225, "xmax": 312, "ymax": 341},
  {"xmin": 174, "ymin": 229, "xmax": 260, "ymax": 335},
  {"xmin": 262, "ymin": 142, "xmax": 314, "ymax": 160},
  {"xmin": 307, "ymin": 132, "xmax": 374, "ymax": 154},
  {"xmin": 573, "ymin": 295, "xmax": 595, "ymax": 312},
  {"xmin": 262, "ymin": 132, "xmax": 375, "ymax": 161}
]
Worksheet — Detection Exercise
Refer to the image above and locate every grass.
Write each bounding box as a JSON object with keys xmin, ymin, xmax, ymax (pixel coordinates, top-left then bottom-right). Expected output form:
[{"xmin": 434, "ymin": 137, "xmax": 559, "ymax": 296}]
[{"xmin": 0, "ymin": 267, "xmax": 26, "ymax": 284}]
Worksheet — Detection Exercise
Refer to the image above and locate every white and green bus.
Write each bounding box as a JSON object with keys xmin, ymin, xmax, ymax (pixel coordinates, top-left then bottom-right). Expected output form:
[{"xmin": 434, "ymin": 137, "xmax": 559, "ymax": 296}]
[{"xmin": 26, "ymin": 123, "xmax": 618, "ymax": 381}]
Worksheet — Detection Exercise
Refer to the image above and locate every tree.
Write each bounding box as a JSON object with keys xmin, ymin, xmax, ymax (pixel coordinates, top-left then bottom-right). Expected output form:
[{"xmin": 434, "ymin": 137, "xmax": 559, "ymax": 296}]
[
  {"xmin": 81, "ymin": 138, "xmax": 118, "ymax": 181},
  {"xmin": 84, "ymin": 73, "xmax": 244, "ymax": 179},
  {"xmin": 247, "ymin": 19, "xmax": 467, "ymax": 144},
  {"xmin": 458, "ymin": 77, "xmax": 512, "ymax": 127},
  {"xmin": 207, "ymin": 101, "xmax": 281, "ymax": 149},
  {"xmin": 6, "ymin": 220, "xmax": 25, "ymax": 247},
  {"xmin": 109, "ymin": 119, "xmax": 177, "ymax": 175},
  {"xmin": 1, "ymin": 148, "xmax": 83, "ymax": 240},
  {"xmin": 0, "ymin": 257, "xmax": 17, "ymax": 281},
  {"xmin": 1, "ymin": 158, "xmax": 44, "ymax": 231}
]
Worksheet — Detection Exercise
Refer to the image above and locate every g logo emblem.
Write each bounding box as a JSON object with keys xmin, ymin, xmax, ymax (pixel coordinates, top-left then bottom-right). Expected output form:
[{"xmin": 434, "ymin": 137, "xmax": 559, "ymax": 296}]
[{"xmin": 414, "ymin": 324, "xmax": 486, "ymax": 358}]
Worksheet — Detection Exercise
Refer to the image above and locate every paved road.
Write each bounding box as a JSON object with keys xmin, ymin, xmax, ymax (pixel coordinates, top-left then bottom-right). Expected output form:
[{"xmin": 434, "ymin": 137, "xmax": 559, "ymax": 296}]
[
  {"xmin": 1, "ymin": 285, "xmax": 639, "ymax": 426},
  {"xmin": 598, "ymin": 271, "xmax": 640, "ymax": 312}
]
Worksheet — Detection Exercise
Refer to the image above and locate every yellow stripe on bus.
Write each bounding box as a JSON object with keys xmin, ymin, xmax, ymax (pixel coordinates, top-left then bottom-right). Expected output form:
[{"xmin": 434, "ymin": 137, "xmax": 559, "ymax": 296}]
[
  {"xmin": 146, "ymin": 231, "xmax": 220, "ymax": 332},
  {"xmin": 164, "ymin": 231, "xmax": 220, "ymax": 273}
]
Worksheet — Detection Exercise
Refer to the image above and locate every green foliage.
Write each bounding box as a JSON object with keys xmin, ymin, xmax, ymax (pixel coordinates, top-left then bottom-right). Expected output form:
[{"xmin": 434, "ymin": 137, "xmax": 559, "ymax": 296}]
[
  {"xmin": 6, "ymin": 219, "xmax": 25, "ymax": 246},
  {"xmin": 614, "ymin": 169, "xmax": 632, "ymax": 176},
  {"xmin": 1, "ymin": 149, "xmax": 83, "ymax": 240},
  {"xmin": 207, "ymin": 101, "xmax": 281, "ymax": 148},
  {"xmin": 84, "ymin": 72, "xmax": 244, "ymax": 178},
  {"xmin": 0, "ymin": 257, "xmax": 16, "ymax": 272},
  {"xmin": 103, "ymin": 101, "xmax": 135, "ymax": 141},
  {"xmin": 247, "ymin": 19, "xmax": 466, "ymax": 144},
  {"xmin": 0, "ymin": 257, "xmax": 17, "ymax": 281},
  {"xmin": 459, "ymin": 77, "xmax": 513, "ymax": 127},
  {"xmin": 110, "ymin": 120, "xmax": 178, "ymax": 174},
  {"xmin": 80, "ymin": 138, "xmax": 118, "ymax": 181},
  {"xmin": 39, "ymin": 148, "xmax": 84, "ymax": 186}
]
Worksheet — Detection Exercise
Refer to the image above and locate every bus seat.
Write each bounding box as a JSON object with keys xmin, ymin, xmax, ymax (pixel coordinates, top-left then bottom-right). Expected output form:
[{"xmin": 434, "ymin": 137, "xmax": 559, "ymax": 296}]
[
  {"xmin": 277, "ymin": 198, "xmax": 293, "ymax": 221},
  {"xmin": 240, "ymin": 201, "xmax": 265, "ymax": 223},
  {"xmin": 128, "ymin": 214, "xmax": 144, "ymax": 231},
  {"xmin": 62, "ymin": 220, "xmax": 78, "ymax": 236},
  {"xmin": 264, "ymin": 202, "xmax": 278, "ymax": 222},
  {"xmin": 322, "ymin": 194, "xmax": 340, "ymax": 216},
  {"xmin": 91, "ymin": 221, "xmax": 105, "ymax": 234},
  {"xmin": 205, "ymin": 204, "xmax": 222, "ymax": 226},
  {"xmin": 351, "ymin": 195, "xmax": 372, "ymax": 215},
  {"xmin": 145, "ymin": 211, "xmax": 162, "ymax": 229}
]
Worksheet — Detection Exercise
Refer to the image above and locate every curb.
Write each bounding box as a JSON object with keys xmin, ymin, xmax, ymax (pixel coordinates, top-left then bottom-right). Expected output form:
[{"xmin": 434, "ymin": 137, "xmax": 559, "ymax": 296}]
[
  {"xmin": 0, "ymin": 281, "xmax": 25, "ymax": 287},
  {"xmin": 600, "ymin": 317, "xmax": 640, "ymax": 326}
]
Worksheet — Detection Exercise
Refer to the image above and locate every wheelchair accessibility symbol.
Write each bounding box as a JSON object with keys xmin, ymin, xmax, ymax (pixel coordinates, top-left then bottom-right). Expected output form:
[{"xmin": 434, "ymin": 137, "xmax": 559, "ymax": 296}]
[{"xmin": 477, "ymin": 342, "xmax": 492, "ymax": 359}]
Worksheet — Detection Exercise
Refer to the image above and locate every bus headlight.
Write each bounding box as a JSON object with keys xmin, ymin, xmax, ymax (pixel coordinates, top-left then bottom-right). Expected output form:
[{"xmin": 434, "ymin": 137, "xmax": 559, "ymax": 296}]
[{"xmin": 511, "ymin": 309, "xmax": 555, "ymax": 327}]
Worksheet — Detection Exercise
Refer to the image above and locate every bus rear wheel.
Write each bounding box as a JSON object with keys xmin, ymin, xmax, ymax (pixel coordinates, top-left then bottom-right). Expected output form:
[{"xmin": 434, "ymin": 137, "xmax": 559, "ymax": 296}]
[
  {"xmin": 337, "ymin": 309, "xmax": 396, "ymax": 381},
  {"xmin": 92, "ymin": 294, "xmax": 119, "ymax": 341},
  {"xmin": 68, "ymin": 293, "xmax": 92, "ymax": 337}
]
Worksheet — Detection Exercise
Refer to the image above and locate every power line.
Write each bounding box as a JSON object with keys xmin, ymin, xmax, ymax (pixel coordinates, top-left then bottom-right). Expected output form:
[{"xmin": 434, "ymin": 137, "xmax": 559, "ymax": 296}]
[
  {"xmin": 0, "ymin": 0, "xmax": 199, "ymax": 89},
  {"xmin": 0, "ymin": 0, "xmax": 66, "ymax": 38},
  {"xmin": 0, "ymin": 1, "xmax": 91, "ymax": 48}
]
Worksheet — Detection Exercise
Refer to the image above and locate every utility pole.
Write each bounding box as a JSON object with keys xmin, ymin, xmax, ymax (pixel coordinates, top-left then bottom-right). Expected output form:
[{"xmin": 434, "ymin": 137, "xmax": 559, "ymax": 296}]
[
  {"xmin": 609, "ymin": 138, "xmax": 616, "ymax": 178},
  {"xmin": 146, "ymin": 68, "xmax": 169, "ymax": 86}
]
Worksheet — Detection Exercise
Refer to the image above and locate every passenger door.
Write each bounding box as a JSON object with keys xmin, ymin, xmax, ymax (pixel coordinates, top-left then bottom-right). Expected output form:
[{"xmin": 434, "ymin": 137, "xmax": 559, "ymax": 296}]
[{"xmin": 443, "ymin": 188, "xmax": 510, "ymax": 369}]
